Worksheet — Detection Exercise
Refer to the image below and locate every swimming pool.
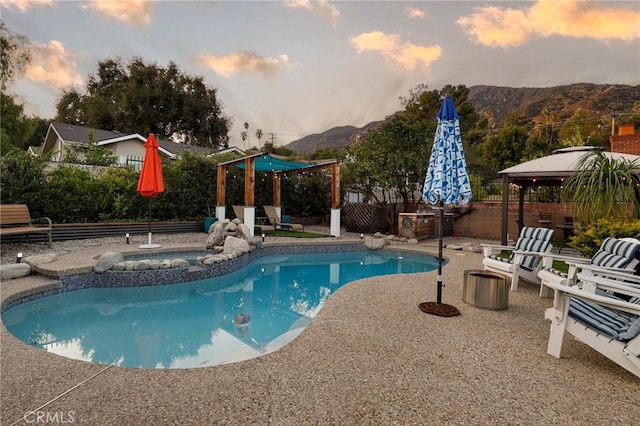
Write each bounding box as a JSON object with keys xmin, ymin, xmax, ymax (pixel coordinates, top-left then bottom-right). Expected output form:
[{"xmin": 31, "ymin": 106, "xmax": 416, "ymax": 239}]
[{"xmin": 3, "ymin": 249, "xmax": 438, "ymax": 369}]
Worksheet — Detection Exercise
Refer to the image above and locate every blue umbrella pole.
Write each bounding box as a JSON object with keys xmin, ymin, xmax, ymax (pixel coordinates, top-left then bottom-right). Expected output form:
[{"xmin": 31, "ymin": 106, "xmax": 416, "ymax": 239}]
[
  {"xmin": 418, "ymin": 203, "xmax": 460, "ymax": 317},
  {"xmin": 437, "ymin": 204, "xmax": 444, "ymax": 304}
]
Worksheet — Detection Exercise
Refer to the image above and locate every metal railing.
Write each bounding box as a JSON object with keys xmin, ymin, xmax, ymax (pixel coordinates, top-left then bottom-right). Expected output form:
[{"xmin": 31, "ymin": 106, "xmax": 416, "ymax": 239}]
[{"xmin": 0, "ymin": 221, "xmax": 202, "ymax": 243}]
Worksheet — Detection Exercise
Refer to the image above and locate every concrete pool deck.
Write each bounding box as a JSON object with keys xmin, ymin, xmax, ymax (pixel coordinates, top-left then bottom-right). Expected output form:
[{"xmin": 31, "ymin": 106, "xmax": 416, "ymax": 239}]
[{"xmin": 1, "ymin": 232, "xmax": 639, "ymax": 425}]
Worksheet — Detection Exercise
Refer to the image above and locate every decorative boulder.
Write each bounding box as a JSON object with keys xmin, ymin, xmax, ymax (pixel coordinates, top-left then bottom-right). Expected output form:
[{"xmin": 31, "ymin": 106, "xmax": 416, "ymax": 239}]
[
  {"xmin": 364, "ymin": 236, "xmax": 387, "ymax": 250},
  {"xmin": 206, "ymin": 221, "xmax": 227, "ymax": 248},
  {"xmin": 225, "ymin": 222, "xmax": 238, "ymax": 233},
  {"xmin": 94, "ymin": 251, "xmax": 125, "ymax": 273},
  {"xmin": 0, "ymin": 263, "xmax": 31, "ymax": 281},
  {"xmin": 170, "ymin": 259, "xmax": 190, "ymax": 268},
  {"xmin": 237, "ymin": 223, "xmax": 251, "ymax": 239},
  {"xmin": 223, "ymin": 236, "xmax": 251, "ymax": 254}
]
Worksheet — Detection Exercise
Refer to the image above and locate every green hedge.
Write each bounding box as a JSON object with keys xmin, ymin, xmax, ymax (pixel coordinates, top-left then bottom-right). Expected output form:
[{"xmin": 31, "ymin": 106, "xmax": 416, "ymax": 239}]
[{"xmin": 0, "ymin": 150, "xmax": 332, "ymax": 223}]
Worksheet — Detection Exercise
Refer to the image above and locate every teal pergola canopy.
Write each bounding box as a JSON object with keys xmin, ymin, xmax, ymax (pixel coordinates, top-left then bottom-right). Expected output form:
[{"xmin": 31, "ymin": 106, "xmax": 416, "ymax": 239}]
[{"xmin": 235, "ymin": 154, "xmax": 311, "ymax": 172}]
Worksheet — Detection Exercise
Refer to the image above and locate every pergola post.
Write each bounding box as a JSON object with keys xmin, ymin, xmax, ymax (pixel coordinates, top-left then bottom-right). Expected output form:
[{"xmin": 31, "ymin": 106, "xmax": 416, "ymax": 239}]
[
  {"xmin": 244, "ymin": 157, "xmax": 256, "ymax": 236},
  {"xmin": 216, "ymin": 164, "xmax": 227, "ymax": 221},
  {"xmin": 273, "ymin": 172, "xmax": 282, "ymax": 219},
  {"xmin": 330, "ymin": 162, "xmax": 341, "ymax": 237}
]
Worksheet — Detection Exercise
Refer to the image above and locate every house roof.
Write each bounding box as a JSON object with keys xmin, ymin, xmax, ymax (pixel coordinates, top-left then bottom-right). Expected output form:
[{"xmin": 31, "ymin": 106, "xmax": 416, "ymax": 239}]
[
  {"xmin": 499, "ymin": 146, "xmax": 640, "ymax": 186},
  {"xmin": 42, "ymin": 122, "xmax": 243, "ymax": 159}
]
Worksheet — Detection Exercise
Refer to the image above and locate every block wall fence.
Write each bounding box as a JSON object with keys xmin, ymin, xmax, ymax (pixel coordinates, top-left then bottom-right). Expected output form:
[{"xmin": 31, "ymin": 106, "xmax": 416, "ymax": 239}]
[{"xmin": 452, "ymin": 202, "xmax": 576, "ymax": 242}]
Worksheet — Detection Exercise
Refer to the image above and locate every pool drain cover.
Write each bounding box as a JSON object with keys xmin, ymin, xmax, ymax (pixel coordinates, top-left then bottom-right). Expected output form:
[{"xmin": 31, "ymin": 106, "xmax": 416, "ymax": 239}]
[{"xmin": 419, "ymin": 302, "xmax": 460, "ymax": 317}]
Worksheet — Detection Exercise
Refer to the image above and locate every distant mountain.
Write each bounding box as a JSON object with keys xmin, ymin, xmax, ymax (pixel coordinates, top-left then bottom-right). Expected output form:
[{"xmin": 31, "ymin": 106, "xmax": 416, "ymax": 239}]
[
  {"xmin": 285, "ymin": 83, "xmax": 640, "ymax": 154},
  {"xmin": 467, "ymin": 83, "xmax": 640, "ymax": 125},
  {"xmin": 285, "ymin": 121, "xmax": 384, "ymax": 154}
]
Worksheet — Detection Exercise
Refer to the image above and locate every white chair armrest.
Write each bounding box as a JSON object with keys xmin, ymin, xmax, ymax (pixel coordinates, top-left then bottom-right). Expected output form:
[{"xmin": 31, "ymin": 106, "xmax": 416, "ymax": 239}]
[
  {"xmin": 577, "ymin": 271, "xmax": 640, "ymax": 295},
  {"xmin": 546, "ymin": 279, "xmax": 640, "ymax": 316},
  {"xmin": 481, "ymin": 244, "xmax": 515, "ymax": 257},
  {"xmin": 576, "ymin": 263, "xmax": 639, "ymax": 277},
  {"xmin": 540, "ymin": 253, "xmax": 590, "ymax": 264}
]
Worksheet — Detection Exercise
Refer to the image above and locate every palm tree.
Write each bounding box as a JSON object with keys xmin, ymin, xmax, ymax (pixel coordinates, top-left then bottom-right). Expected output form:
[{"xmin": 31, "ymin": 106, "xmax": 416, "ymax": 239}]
[
  {"xmin": 256, "ymin": 129, "xmax": 263, "ymax": 150},
  {"xmin": 243, "ymin": 122, "xmax": 250, "ymax": 148},
  {"xmin": 241, "ymin": 131, "xmax": 248, "ymax": 150},
  {"xmin": 563, "ymin": 150, "xmax": 640, "ymax": 225}
]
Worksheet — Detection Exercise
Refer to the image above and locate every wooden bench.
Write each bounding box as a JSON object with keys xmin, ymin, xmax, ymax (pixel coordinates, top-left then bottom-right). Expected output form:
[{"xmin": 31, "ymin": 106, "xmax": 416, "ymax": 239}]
[{"xmin": 0, "ymin": 204, "xmax": 53, "ymax": 245}]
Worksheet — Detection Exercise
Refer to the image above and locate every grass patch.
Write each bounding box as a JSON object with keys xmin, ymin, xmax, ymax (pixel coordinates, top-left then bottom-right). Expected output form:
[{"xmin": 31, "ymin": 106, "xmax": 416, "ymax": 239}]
[
  {"xmin": 262, "ymin": 230, "xmax": 328, "ymax": 238},
  {"xmin": 495, "ymin": 250, "xmax": 570, "ymax": 274}
]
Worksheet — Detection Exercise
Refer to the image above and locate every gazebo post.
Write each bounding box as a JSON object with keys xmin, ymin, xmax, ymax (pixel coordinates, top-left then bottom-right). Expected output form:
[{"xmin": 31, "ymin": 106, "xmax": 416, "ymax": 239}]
[
  {"xmin": 501, "ymin": 174, "xmax": 509, "ymax": 245},
  {"xmin": 518, "ymin": 185, "xmax": 526, "ymax": 235}
]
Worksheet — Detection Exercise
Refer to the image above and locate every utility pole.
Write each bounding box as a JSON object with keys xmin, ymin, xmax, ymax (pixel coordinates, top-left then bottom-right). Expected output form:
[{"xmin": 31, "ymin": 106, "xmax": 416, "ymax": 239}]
[
  {"xmin": 268, "ymin": 133, "xmax": 276, "ymax": 145},
  {"xmin": 610, "ymin": 113, "xmax": 619, "ymax": 136}
]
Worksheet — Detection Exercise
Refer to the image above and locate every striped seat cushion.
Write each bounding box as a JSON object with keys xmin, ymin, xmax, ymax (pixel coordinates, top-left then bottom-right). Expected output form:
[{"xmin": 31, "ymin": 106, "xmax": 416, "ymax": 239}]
[
  {"xmin": 569, "ymin": 294, "xmax": 640, "ymax": 342},
  {"xmin": 591, "ymin": 237, "xmax": 640, "ymax": 269},
  {"xmin": 511, "ymin": 227, "xmax": 555, "ymax": 271},
  {"xmin": 540, "ymin": 238, "xmax": 640, "ymax": 280}
]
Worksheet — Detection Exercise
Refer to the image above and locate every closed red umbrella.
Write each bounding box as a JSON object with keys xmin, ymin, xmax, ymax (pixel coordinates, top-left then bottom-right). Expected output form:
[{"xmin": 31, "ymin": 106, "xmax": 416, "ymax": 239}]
[{"xmin": 137, "ymin": 134, "xmax": 164, "ymax": 248}]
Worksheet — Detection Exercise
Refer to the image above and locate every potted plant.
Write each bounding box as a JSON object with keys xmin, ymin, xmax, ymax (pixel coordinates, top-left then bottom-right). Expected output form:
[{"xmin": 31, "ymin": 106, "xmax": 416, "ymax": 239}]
[{"xmin": 203, "ymin": 204, "xmax": 218, "ymax": 233}]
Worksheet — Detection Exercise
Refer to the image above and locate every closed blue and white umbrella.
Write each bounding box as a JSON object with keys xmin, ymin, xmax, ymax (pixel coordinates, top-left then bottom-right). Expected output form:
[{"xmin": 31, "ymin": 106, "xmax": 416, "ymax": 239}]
[{"xmin": 420, "ymin": 97, "xmax": 472, "ymax": 316}]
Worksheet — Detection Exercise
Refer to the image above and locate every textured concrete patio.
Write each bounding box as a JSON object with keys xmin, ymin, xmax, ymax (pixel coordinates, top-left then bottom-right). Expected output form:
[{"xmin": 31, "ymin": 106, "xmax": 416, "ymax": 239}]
[{"xmin": 1, "ymin": 235, "xmax": 639, "ymax": 425}]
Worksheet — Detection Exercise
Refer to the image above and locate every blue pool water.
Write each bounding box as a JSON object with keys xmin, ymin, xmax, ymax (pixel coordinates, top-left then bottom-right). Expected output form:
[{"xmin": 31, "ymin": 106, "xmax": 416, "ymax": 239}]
[{"xmin": 3, "ymin": 251, "xmax": 438, "ymax": 369}]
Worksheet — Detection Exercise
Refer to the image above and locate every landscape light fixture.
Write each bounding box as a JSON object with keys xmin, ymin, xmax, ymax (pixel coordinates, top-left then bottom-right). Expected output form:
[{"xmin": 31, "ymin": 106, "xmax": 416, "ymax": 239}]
[
  {"xmin": 126, "ymin": 233, "xmax": 130, "ymax": 244},
  {"xmin": 16, "ymin": 252, "xmax": 23, "ymax": 263},
  {"xmin": 262, "ymin": 233, "xmax": 265, "ymax": 242}
]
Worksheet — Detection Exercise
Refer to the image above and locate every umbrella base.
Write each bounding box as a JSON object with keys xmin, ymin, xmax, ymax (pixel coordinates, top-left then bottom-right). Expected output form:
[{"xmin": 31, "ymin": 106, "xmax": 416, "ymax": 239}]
[
  {"xmin": 138, "ymin": 233, "xmax": 161, "ymax": 249},
  {"xmin": 138, "ymin": 243, "xmax": 161, "ymax": 249},
  {"xmin": 419, "ymin": 302, "xmax": 460, "ymax": 317}
]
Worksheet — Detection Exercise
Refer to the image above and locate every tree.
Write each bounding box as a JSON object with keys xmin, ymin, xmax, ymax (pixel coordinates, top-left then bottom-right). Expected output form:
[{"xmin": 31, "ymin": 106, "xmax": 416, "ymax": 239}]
[
  {"xmin": 256, "ymin": 129, "xmax": 263, "ymax": 149},
  {"xmin": 558, "ymin": 107, "xmax": 601, "ymax": 146},
  {"xmin": 55, "ymin": 57, "xmax": 231, "ymax": 148},
  {"xmin": 562, "ymin": 150, "xmax": 640, "ymax": 226},
  {"xmin": 480, "ymin": 111, "xmax": 534, "ymax": 172},
  {"xmin": 241, "ymin": 131, "xmax": 248, "ymax": 149},
  {"xmin": 400, "ymin": 84, "xmax": 481, "ymax": 145},
  {"xmin": 1, "ymin": 93, "xmax": 36, "ymax": 153},
  {"xmin": 0, "ymin": 150, "xmax": 50, "ymax": 217},
  {"xmin": 0, "ymin": 21, "xmax": 30, "ymax": 91},
  {"xmin": 343, "ymin": 115, "xmax": 430, "ymax": 230},
  {"xmin": 243, "ymin": 122, "xmax": 250, "ymax": 147},
  {"xmin": 84, "ymin": 131, "xmax": 117, "ymax": 166}
]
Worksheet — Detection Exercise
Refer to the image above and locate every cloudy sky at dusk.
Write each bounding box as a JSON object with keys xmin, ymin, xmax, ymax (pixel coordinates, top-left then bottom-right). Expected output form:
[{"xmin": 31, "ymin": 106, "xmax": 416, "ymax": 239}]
[{"xmin": 3, "ymin": 0, "xmax": 639, "ymax": 148}]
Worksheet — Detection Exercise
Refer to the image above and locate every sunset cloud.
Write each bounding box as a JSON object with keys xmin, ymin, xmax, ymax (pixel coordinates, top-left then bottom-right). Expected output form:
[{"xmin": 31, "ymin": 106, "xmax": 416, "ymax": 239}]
[
  {"xmin": 350, "ymin": 31, "xmax": 442, "ymax": 70},
  {"xmin": 405, "ymin": 7, "xmax": 426, "ymax": 19},
  {"xmin": 26, "ymin": 40, "xmax": 83, "ymax": 88},
  {"xmin": 199, "ymin": 52, "xmax": 290, "ymax": 78},
  {"xmin": 0, "ymin": 0, "xmax": 53, "ymax": 12},
  {"xmin": 457, "ymin": 0, "xmax": 640, "ymax": 48},
  {"xmin": 283, "ymin": 0, "xmax": 340, "ymax": 27},
  {"xmin": 84, "ymin": 0, "xmax": 154, "ymax": 26}
]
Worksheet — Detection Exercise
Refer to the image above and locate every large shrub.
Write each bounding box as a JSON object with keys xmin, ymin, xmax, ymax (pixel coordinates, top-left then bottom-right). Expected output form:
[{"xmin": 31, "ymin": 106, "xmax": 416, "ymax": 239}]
[
  {"xmin": 570, "ymin": 219, "xmax": 640, "ymax": 257},
  {"xmin": 0, "ymin": 150, "xmax": 50, "ymax": 217}
]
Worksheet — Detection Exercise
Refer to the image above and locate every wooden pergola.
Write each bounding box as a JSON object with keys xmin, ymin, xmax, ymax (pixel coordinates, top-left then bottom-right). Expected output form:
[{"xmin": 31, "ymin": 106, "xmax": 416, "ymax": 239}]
[{"xmin": 216, "ymin": 152, "xmax": 341, "ymax": 236}]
